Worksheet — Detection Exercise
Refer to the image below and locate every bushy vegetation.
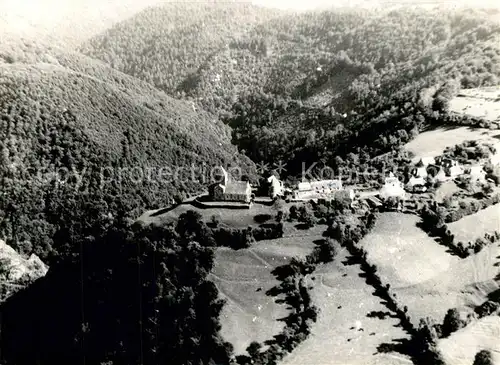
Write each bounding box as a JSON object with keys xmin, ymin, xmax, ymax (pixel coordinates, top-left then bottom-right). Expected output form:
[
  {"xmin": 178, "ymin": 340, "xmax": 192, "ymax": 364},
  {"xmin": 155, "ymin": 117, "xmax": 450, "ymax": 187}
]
[
  {"xmin": 441, "ymin": 140, "xmax": 495, "ymax": 163},
  {"xmin": 0, "ymin": 218, "xmax": 233, "ymax": 365},
  {"xmin": 473, "ymin": 350, "xmax": 494, "ymax": 365}
]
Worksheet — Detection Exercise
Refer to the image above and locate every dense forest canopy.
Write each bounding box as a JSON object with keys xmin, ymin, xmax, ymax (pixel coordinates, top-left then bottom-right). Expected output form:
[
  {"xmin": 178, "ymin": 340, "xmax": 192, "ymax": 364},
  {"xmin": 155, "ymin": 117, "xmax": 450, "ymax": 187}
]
[
  {"xmin": 82, "ymin": 5, "xmax": 500, "ymax": 177},
  {"xmin": 0, "ymin": 38, "xmax": 255, "ymax": 260}
]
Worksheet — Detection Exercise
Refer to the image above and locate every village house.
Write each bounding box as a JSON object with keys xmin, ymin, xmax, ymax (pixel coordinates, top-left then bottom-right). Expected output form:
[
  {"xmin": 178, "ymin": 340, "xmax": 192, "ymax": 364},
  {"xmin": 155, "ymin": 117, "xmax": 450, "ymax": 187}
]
[
  {"xmin": 468, "ymin": 165, "xmax": 487, "ymax": 182},
  {"xmin": 208, "ymin": 167, "xmax": 252, "ymax": 203},
  {"xmin": 447, "ymin": 160, "xmax": 464, "ymax": 178},
  {"xmin": 379, "ymin": 172, "xmax": 406, "ymax": 199},
  {"xmin": 267, "ymin": 175, "xmax": 284, "ymax": 198},
  {"xmin": 417, "ymin": 156, "xmax": 436, "ymax": 167},
  {"xmin": 406, "ymin": 176, "xmax": 427, "ymax": 192},
  {"xmin": 489, "ymin": 145, "xmax": 500, "ymax": 166},
  {"xmin": 292, "ymin": 179, "xmax": 343, "ymax": 200},
  {"xmin": 412, "ymin": 166, "xmax": 428, "ymax": 179},
  {"xmin": 433, "ymin": 167, "xmax": 448, "ymax": 183}
]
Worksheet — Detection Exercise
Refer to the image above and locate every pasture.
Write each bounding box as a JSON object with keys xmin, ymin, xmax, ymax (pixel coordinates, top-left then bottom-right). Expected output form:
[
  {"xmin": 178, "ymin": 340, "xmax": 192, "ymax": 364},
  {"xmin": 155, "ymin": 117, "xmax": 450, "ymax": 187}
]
[
  {"xmin": 211, "ymin": 227, "xmax": 323, "ymax": 354},
  {"xmin": 449, "ymin": 87, "xmax": 500, "ymax": 124},
  {"xmin": 438, "ymin": 315, "xmax": 500, "ymax": 365},
  {"xmin": 360, "ymin": 213, "xmax": 500, "ymax": 325},
  {"xmin": 447, "ymin": 203, "xmax": 500, "ymax": 243},
  {"xmin": 139, "ymin": 200, "xmax": 286, "ymax": 229},
  {"xmin": 280, "ymin": 245, "xmax": 412, "ymax": 365},
  {"xmin": 404, "ymin": 126, "xmax": 499, "ymax": 163}
]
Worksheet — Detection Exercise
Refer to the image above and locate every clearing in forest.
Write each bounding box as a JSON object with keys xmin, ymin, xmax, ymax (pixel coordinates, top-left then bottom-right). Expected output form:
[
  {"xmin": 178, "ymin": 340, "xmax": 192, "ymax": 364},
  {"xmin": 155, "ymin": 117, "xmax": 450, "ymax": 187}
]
[
  {"xmin": 449, "ymin": 87, "xmax": 500, "ymax": 124},
  {"xmin": 404, "ymin": 126, "xmax": 499, "ymax": 163},
  {"xmin": 447, "ymin": 203, "xmax": 500, "ymax": 243}
]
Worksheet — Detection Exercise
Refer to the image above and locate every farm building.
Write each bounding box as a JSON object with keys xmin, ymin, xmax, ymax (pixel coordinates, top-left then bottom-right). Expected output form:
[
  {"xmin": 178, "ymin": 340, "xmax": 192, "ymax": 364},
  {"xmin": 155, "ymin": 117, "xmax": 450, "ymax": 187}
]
[
  {"xmin": 406, "ymin": 177, "xmax": 427, "ymax": 192},
  {"xmin": 208, "ymin": 167, "xmax": 252, "ymax": 203}
]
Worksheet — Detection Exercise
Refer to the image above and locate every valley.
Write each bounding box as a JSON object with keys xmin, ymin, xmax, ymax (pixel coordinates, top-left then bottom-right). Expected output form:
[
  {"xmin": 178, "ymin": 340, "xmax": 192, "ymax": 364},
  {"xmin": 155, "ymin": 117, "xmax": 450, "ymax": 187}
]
[{"xmin": 1, "ymin": 2, "xmax": 500, "ymax": 365}]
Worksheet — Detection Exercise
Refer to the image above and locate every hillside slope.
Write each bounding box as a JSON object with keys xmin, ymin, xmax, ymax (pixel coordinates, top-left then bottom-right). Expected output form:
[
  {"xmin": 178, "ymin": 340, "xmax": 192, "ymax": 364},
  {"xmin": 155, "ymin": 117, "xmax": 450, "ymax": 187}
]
[
  {"xmin": 80, "ymin": 2, "xmax": 281, "ymax": 95},
  {"xmin": 0, "ymin": 0, "xmax": 165, "ymax": 48},
  {"xmin": 0, "ymin": 38, "xmax": 255, "ymax": 260},
  {"xmin": 82, "ymin": 6, "xmax": 500, "ymax": 178}
]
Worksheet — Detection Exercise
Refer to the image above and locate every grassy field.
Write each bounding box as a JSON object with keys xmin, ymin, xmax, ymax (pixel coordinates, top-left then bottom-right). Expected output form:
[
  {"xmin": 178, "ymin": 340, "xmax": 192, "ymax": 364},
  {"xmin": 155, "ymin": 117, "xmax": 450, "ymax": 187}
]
[
  {"xmin": 404, "ymin": 126, "xmax": 499, "ymax": 163},
  {"xmin": 447, "ymin": 203, "xmax": 500, "ymax": 243},
  {"xmin": 279, "ymin": 245, "xmax": 412, "ymax": 365},
  {"xmin": 360, "ymin": 213, "xmax": 454, "ymax": 287},
  {"xmin": 437, "ymin": 314, "xmax": 500, "ymax": 365},
  {"xmin": 141, "ymin": 199, "xmax": 500, "ymax": 361},
  {"xmin": 449, "ymin": 87, "xmax": 500, "ymax": 124},
  {"xmin": 211, "ymin": 226, "xmax": 323, "ymax": 355},
  {"xmin": 360, "ymin": 213, "xmax": 500, "ymax": 326},
  {"xmin": 139, "ymin": 200, "xmax": 286, "ymax": 229}
]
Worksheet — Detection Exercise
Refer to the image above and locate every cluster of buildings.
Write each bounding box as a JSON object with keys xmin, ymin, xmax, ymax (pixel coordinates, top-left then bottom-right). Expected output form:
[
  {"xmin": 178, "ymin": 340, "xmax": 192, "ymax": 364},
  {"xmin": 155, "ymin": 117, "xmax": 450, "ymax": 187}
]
[
  {"xmin": 207, "ymin": 145, "xmax": 500, "ymax": 205},
  {"xmin": 207, "ymin": 166, "xmax": 352, "ymax": 204},
  {"xmin": 405, "ymin": 150, "xmax": 499, "ymax": 193}
]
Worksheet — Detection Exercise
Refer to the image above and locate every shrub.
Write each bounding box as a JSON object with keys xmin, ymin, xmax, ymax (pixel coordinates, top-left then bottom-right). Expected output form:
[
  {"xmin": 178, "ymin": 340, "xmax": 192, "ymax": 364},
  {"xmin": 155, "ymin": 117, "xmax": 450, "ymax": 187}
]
[
  {"xmin": 473, "ymin": 350, "xmax": 494, "ymax": 365},
  {"xmin": 254, "ymin": 214, "xmax": 273, "ymax": 224}
]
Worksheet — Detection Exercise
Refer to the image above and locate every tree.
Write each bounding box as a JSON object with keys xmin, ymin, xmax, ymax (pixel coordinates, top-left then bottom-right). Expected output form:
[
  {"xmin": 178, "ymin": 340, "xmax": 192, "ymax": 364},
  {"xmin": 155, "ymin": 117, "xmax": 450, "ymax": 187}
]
[
  {"xmin": 176, "ymin": 210, "xmax": 204, "ymax": 240},
  {"xmin": 442, "ymin": 308, "xmax": 465, "ymax": 337},
  {"xmin": 246, "ymin": 341, "xmax": 262, "ymax": 359},
  {"xmin": 473, "ymin": 350, "xmax": 494, "ymax": 365}
]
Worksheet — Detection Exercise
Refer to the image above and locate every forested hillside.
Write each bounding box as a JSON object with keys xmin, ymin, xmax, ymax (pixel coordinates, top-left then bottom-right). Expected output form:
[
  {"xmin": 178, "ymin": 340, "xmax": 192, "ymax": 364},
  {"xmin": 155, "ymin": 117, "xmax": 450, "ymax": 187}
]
[
  {"xmin": 0, "ymin": 38, "xmax": 255, "ymax": 261},
  {"xmin": 82, "ymin": 6, "xmax": 500, "ymax": 177},
  {"xmin": 80, "ymin": 2, "xmax": 282, "ymax": 94}
]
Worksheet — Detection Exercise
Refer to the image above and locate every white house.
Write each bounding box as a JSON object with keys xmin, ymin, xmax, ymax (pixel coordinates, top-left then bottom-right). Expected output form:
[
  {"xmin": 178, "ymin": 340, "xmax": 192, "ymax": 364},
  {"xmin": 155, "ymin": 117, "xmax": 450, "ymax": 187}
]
[
  {"xmin": 489, "ymin": 147, "xmax": 500, "ymax": 166},
  {"xmin": 406, "ymin": 176, "xmax": 427, "ymax": 191},
  {"xmin": 448, "ymin": 161, "xmax": 464, "ymax": 178},
  {"xmin": 413, "ymin": 166, "xmax": 428, "ymax": 179},
  {"xmin": 434, "ymin": 168, "xmax": 448, "ymax": 183},
  {"xmin": 380, "ymin": 172, "xmax": 406, "ymax": 199},
  {"xmin": 267, "ymin": 175, "xmax": 284, "ymax": 198},
  {"xmin": 418, "ymin": 157, "xmax": 436, "ymax": 167},
  {"xmin": 468, "ymin": 165, "xmax": 486, "ymax": 182}
]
